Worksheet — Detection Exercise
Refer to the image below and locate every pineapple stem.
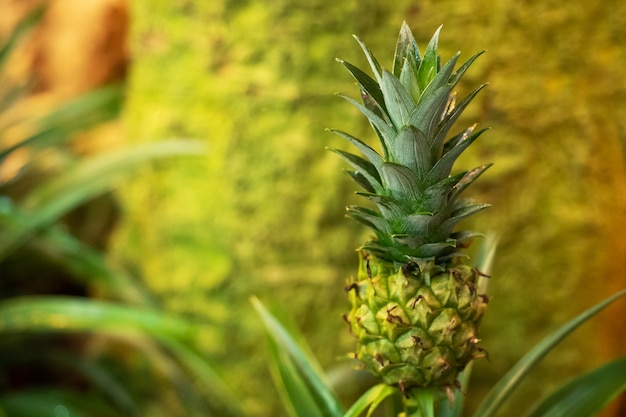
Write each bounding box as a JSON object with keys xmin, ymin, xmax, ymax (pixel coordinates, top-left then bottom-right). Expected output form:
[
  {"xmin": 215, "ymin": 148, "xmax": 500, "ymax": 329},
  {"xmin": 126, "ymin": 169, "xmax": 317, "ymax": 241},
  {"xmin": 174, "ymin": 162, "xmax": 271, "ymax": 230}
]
[
  {"xmin": 404, "ymin": 388, "xmax": 443, "ymax": 417},
  {"xmin": 402, "ymin": 387, "xmax": 455, "ymax": 417}
]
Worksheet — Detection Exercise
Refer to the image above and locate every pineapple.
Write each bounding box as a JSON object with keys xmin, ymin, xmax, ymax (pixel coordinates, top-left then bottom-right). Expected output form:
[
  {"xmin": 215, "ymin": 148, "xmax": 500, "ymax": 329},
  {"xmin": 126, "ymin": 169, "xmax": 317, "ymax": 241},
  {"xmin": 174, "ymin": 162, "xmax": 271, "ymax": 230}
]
[{"xmin": 332, "ymin": 22, "xmax": 490, "ymax": 393}]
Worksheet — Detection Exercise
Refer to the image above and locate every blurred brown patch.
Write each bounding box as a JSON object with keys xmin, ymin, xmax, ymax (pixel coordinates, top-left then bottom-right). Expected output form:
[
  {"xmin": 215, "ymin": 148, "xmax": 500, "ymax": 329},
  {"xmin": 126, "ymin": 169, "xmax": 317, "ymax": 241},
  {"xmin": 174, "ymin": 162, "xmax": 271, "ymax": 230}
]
[
  {"xmin": 0, "ymin": 0, "xmax": 129, "ymax": 247},
  {"xmin": 33, "ymin": 0, "xmax": 128, "ymax": 96},
  {"xmin": 1, "ymin": 0, "xmax": 128, "ymax": 96},
  {"xmin": 1, "ymin": 0, "xmax": 128, "ymax": 151}
]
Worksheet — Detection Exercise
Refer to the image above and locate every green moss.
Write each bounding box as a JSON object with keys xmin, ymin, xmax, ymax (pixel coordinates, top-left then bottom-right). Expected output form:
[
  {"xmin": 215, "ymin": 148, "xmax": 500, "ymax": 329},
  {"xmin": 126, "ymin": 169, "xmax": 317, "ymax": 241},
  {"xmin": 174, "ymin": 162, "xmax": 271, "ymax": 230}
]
[{"xmin": 118, "ymin": 1, "xmax": 626, "ymax": 415}]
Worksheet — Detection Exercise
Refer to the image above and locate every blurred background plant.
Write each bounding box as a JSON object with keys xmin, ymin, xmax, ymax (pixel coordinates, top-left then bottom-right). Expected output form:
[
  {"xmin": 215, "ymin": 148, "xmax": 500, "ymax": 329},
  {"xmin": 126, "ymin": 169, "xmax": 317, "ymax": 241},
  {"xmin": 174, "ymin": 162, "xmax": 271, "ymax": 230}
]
[
  {"xmin": 0, "ymin": 4, "xmax": 243, "ymax": 417},
  {"xmin": 1, "ymin": 0, "xmax": 625, "ymax": 416}
]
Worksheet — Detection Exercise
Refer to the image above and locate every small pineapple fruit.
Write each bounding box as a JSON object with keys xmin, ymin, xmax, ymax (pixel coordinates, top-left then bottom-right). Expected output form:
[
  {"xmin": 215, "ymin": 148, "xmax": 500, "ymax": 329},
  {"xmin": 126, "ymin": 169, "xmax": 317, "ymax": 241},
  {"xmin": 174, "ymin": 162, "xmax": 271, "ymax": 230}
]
[{"xmin": 332, "ymin": 22, "xmax": 490, "ymax": 392}]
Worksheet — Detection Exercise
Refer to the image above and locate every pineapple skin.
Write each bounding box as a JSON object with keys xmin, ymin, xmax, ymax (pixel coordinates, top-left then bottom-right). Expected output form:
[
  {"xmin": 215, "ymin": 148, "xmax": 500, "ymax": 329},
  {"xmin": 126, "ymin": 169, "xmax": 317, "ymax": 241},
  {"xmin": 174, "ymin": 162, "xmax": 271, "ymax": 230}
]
[{"xmin": 346, "ymin": 251, "xmax": 487, "ymax": 389}]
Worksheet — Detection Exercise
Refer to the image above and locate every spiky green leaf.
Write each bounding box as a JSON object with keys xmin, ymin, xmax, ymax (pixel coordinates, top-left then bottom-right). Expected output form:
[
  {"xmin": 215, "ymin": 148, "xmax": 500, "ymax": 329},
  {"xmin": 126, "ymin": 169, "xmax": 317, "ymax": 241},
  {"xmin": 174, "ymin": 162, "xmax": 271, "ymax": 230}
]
[
  {"xmin": 437, "ymin": 201, "xmax": 490, "ymax": 236},
  {"xmin": 337, "ymin": 59, "xmax": 386, "ymax": 115},
  {"xmin": 380, "ymin": 162, "xmax": 422, "ymax": 200},
  {"xmin": 354, "ymin": 35, "xmax": 383, "ymax": 85},
  {"xmin": 330, "ymin": 129, "xmax": 383, "ymax": 170},
  {"xmin": 407, "ymin": 86, "xmax": 451, "ymax": 142},
  {"xmin": 417, "ymin": 26, "xmax": 442, "ymax": 90},
  {"xmin": 329, "ymin": 148, "xmax": 382, "ymax": 192},
  {"xmin": 357, "ymin": 192, "xmax": 408, "ymax": 220},
  {"xmin": 421, "ymin": 172, "xmax": 466, "ymax": 211},
  {"xmin": 347, "ymin": 205, "xmax": 385, "ymax": 234},
  {"xmin": 380, "ymin": 70, "xmax": 415, "ymax": 129},
  {"xmin": 426, "ymin": 127, "xmax": 488, "ymax": 184},
  {"xmin": 346, "ymin": 170, "xmax": 376, "ymax": 193},
  {"xmin": 337, "ymin": 93, "xmax": 396, "ymax": 151},
  {"xmin": 393, "ymin": 22, "xmax": 421, "ymax": 78},
  {"xmin": 415, "ymin": 240, "xmax": 456, "ymax": 257},
  {"xmin": 449, "ymin": 164, "xmax": 492, "ymax": 203},
  {"xmin": 449, "ymin": 51, "xmax": 485, "ymax": 86},
  {"xmin": 432, "ymin": 85, "xmax": 487, "ymax": 159},
  {"xmin": 399, "ymin": 57, "xmax": 421, "ymax": 103},
  {"xmin": 421, "ymin": 52, "xmax": 460, "ymax": 98},
  {"xmin": 391, "ymin": 125, "xmax": 431, "ymax": 179},
  {"xmin": 405, "ymin": 212, "xmax": 436, "ymax": 235}
]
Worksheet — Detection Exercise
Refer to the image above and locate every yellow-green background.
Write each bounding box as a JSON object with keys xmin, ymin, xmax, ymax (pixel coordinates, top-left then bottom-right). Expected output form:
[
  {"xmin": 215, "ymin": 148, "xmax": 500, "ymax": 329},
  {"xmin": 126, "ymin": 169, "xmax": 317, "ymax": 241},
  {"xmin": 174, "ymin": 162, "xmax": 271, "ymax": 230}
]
[{"xmin": 112, "ymin": 1, "xmax": 626, "ymax": 415}]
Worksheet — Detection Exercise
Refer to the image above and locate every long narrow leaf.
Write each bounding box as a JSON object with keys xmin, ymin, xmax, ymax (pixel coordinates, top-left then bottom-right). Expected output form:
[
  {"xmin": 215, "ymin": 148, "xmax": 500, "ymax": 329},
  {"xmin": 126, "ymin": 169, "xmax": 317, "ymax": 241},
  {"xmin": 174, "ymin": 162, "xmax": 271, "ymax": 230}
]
[
  {"xmin": 353, "ymin": 35, "xmax": 383, "ymax": 85},
  {"xmin": 473, "ymin": 288, "xmax": 626, "ymax": 417},
  {"xmin": 0, "ymin": 296, "xmax": 243, "ymax": 415},
  {"xmin": 0, "ymin": 140, "xmax": 205, "ymax": 260},
  {"xmin": 0, "ymin": 389, "xmax": 112, "ymax": 417},
  {"xmin": 344, "ymin": 384, "xmax": 396, "ymax": 417},
  {"xmin": 0, "ymin": 5, "xmax": 46, "ymax": 72},
  {"xmin": 0, "ymin": 296, "xmax": 196, "ymax": 341},
  {"xmin": 336, "ymin": 59, "xmax": 386, "ymax": 114},
  {"xmin": 251, "ymin": 296, "xmax": 345, "ymax": 417},
  {"xmin": 0, "ymin": 85, "xmax": 122, "ymax": 164},
  {"xmin": 525, "ymin": 356, "xmax": 626, "ymax": 417},
  {"xmin": 268, "ymin": 336, "xmax": 326, "ymax": 417}
]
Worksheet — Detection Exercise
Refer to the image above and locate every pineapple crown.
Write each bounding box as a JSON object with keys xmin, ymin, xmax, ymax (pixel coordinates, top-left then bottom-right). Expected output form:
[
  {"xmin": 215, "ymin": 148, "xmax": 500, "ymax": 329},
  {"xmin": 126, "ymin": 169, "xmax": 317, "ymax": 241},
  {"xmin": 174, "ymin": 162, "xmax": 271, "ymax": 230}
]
[{"xmin": 331, "ymin": 22, "xmax": 491, "ymax": 265}]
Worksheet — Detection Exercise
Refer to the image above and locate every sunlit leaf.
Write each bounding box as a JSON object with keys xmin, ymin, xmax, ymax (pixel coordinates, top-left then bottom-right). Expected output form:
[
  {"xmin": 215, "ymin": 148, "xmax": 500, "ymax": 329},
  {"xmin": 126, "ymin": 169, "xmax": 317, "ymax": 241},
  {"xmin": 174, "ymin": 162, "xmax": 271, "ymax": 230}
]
[
  {"xmin": 0, "ymin": 140, "xmax": 206, "ymax": 260},
  {"xmin": 417, "ymin": 26, "xmax": 442, "ymax": 90},
  {"xmin": 0, "ymin": 296, "xmax": 196, "ymax": 341},
  {"xmin": 0, "ymin": 86, "xmax": 122, "ymax": 165}
]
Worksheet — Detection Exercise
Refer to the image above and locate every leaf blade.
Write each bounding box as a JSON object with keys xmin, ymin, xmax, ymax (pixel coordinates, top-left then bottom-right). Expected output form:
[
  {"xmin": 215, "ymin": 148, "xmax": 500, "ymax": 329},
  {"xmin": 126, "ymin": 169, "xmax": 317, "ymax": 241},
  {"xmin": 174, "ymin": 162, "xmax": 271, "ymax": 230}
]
[
  {"xmin": 251, "ymin": 297, "xmax": 345, "ymax": 417},
  {"xmin": 525, "ymin": 356, "xmax": 626, "ymax": 417},
  {"xmin": 472, "ymin": 288, "xmax": 626, "ymax": 417},
  {"xmin": 0, "ymin": 140, "xmax": 205, "ymax": 260},
  {"xmin": 344, "ymin": 384, "xmax": 396, "ymax": 417}
]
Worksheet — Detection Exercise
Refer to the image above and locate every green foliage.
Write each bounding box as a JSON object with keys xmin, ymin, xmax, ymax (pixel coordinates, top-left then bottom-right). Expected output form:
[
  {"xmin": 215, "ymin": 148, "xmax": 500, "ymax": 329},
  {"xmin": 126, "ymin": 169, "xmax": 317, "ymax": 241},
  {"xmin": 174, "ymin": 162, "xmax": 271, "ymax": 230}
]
[
  {"xmin": 472, "ymin": 288, "xmax": 626, "ymax": 417},
  {"xmin": 255, "ymin": 282, "xmax": 626, "ymax": 417},
  {"xmin": 525, "ymin": 357, "xmax": 626, "ymax": 417},
  {"xmin": 252, "ymin": 296, "xmax": 345, "ymax": 417},
  {"xmin": 122, "ymin": 1, "xmax": 626, "ymax": 415},
  {"xmin": 0, "ymin": 139, "xmax": 205, "ymax": 261},
  {"xmin": 0, "ymin": 296, "xmax": 246, "ymax": 416},
  {"xmin": 0, "ymin": 10, "xmax": 243, "ymax": 417},
  {"xmin": 344, "ymin": 384, "xmax": 396, "ymax": 417}
]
